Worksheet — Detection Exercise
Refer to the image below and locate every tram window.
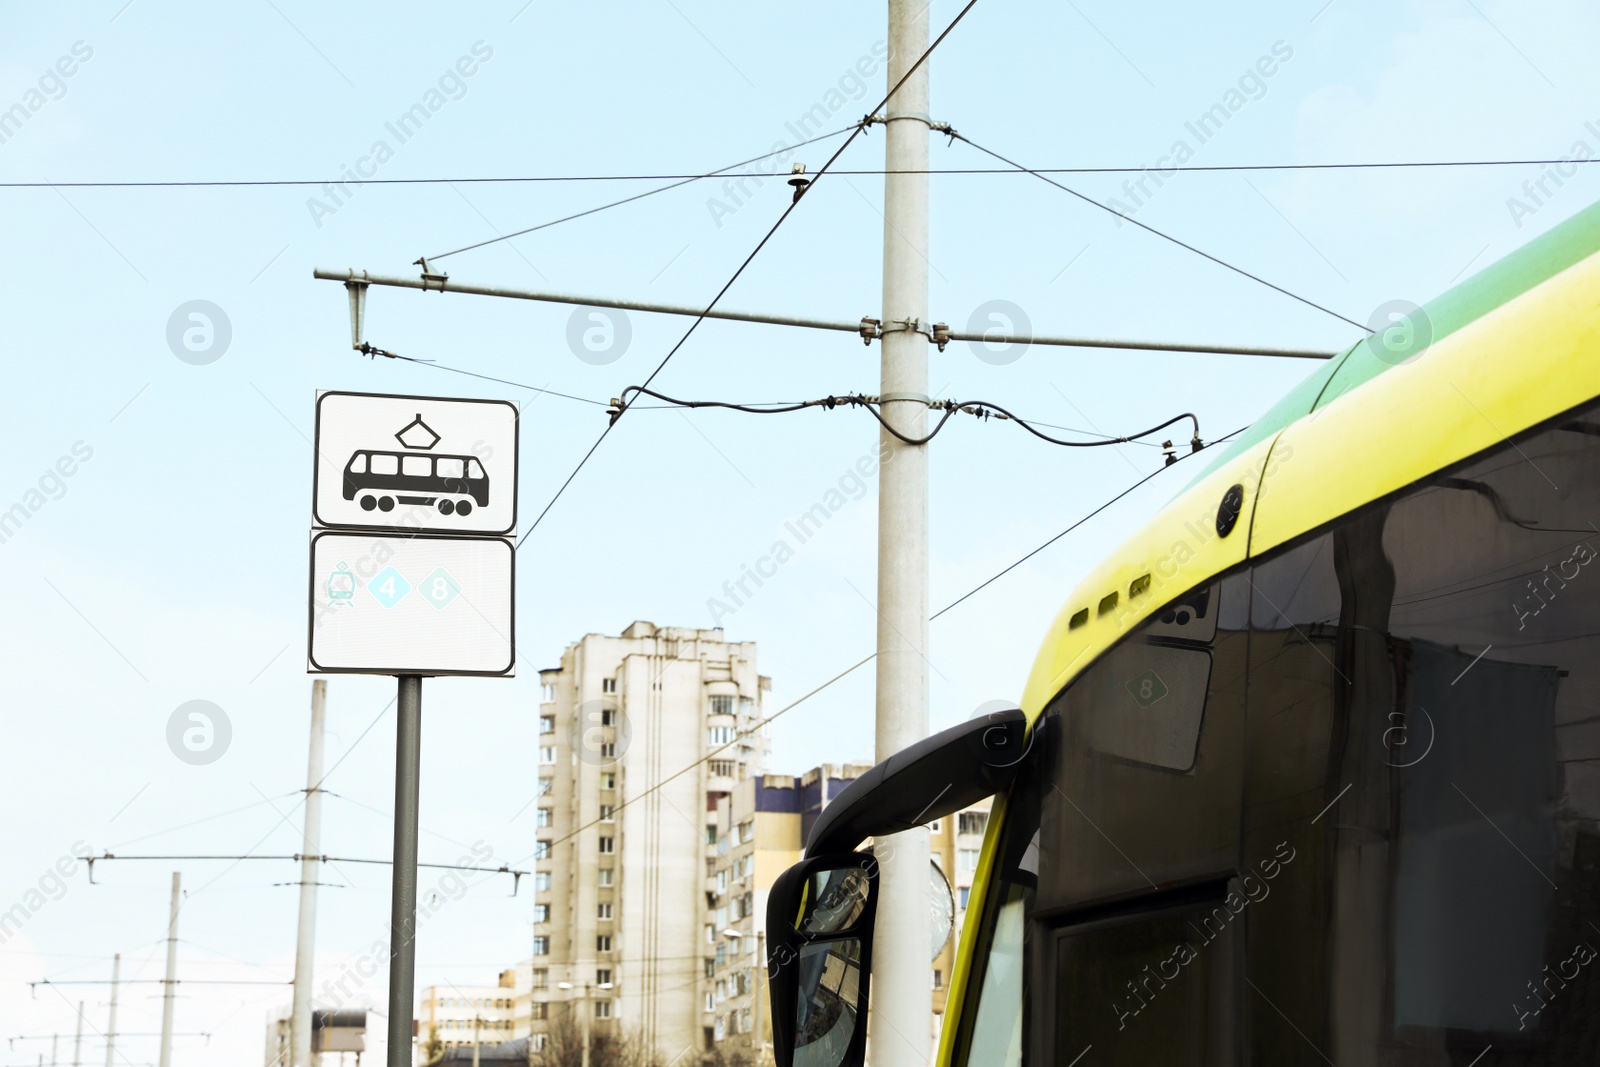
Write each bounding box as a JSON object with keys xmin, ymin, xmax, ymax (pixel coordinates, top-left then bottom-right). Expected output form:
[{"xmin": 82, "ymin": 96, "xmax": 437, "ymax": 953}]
[
  {"xmin": 346, "ymin": 453, "xmax": 367, "ymax": 473},
  {"xmin": 370, "ymin": 453, "xmax": 398, "ymax": 476},
  {"xmin": 402, "ymin": 455, "xmax": 431, "ymax": 477},
  {"xmin": 467, "ymin": 458, "xmax": 485, "ymax": 479},
  {"xmin": 437, "ymin": 457, "xmax": 465, "ymax": 479}
]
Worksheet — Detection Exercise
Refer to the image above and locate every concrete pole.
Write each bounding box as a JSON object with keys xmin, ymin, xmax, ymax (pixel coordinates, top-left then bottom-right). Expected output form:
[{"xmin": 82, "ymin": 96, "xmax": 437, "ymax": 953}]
[
  {"xmin": 158, "ymin": 872, "xmax": 181, "ymax": 1067},
  {"xmin": 72, "ymin": 1002, "xmax": 83, "ymax": 1067},
  {"xmin": 870, "ymin": 2, "xmax": 933, "ymax": 1066},
  {"xmin": 50, "ymin": 1033, "xmax": 57, "ymax": 1067},
  {"xmin": 386, "ymin": 676, "xmax": 423, "ymax": 1067},
  {"xmin": 471, "ymin": 1013, "xmax": 480, "ymax": 1067},
  {"xmin": 579, "ymin": 984, "xmax": 590, "ymax": 1067},
  {"xmin": 292, "ymin": 679, "xmax": 328, "ymax": 1067},
  {"xmin": 103, "ymin": 955, "xmax": 119, "ymax": 1067}
]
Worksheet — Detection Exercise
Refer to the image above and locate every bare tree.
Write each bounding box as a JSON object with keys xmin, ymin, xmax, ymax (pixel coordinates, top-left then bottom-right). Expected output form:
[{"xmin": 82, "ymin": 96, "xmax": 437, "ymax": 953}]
[{"xmin": 531, "ymin": 1011, "xmax": 662, "ymax": 1067}]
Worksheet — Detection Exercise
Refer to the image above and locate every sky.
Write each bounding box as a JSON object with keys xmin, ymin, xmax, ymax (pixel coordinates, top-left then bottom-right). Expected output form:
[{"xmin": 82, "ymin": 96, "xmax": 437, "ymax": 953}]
[{"xmin": 3, "ymin": 0, "xmax": 1599, "ymax": 1060}]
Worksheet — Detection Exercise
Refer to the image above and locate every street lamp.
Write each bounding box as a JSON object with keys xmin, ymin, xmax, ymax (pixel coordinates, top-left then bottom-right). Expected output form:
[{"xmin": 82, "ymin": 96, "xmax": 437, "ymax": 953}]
[{"xmin": 555, "ymin": 982, "xmax": 591, "ymax": 1067}]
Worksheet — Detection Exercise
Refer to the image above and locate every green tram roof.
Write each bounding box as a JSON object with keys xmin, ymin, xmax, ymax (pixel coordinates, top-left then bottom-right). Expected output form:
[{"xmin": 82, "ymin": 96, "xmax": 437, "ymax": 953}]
[{"xmin": 1188, "ymin": 196, "xmax": 1600, "ymax": 485}]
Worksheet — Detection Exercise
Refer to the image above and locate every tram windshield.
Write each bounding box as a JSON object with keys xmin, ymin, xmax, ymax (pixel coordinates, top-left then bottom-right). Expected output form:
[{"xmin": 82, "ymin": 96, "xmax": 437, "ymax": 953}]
[{"xmin": 955, "ymin": 400, "xmax": 1600, "ymax": 1065}]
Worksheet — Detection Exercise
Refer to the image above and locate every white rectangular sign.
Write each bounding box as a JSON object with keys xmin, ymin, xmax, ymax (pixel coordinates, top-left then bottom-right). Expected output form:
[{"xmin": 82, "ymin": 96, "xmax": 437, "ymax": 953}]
[
  {"xmin": 313, "ymin": 391, "xmax": 519, "ymax": 536},
  {"xmin": 309, "ymin": 531, "xmax": 515, "ymax": 676}
]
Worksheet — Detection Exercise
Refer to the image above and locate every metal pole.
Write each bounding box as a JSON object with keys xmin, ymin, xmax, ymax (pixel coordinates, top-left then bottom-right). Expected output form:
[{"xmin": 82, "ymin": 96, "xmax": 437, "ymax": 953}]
[
  {"xmin": 103, "ymin": 955, "xmax": 118, "ymax": 1067},
  {"xmin": 158, "ymin": 873, "xmax": 180, "ymax": 1067},
  {"xmin": 386, "ymin": 676, "xmax": 423, "ymax": 1067},
  {"xmin": 471, "ymin": 1014, "xmax": 480, "ymax": 1067},
  {"xmin": 50, "ymin": 1034, "xmax": 57, "ymax": 1067},
  {"xmin": 308, "ymin": 268, "xmax": 1335, "ymax": 360},
  {"xmin": 579, "ymin": 985, "xmax": 590, "ymax": 1067},
  {"xmin": 72, "ymin": 1002, "xmax": 83, "ymax": 1067},
  {"xmin": 292, "ymin": 680, "xmax": 328, "ymax": 1067},
  {"xmin": 871, "ymin": 3, "xmax": 933, "ymax": 1067}
]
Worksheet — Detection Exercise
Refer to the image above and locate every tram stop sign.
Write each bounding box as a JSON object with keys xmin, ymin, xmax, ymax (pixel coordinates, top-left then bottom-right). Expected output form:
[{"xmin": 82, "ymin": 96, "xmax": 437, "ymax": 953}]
[
  {"xmin": 308, "ymin": 389, "xmax": 518, "ymax": 676},
  {"xmin": 312, "ymin": 390, "xmax": 519, "ymax": 536}
]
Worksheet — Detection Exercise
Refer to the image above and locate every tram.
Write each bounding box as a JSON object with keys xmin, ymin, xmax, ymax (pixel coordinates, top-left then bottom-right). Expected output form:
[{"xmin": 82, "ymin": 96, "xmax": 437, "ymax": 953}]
[{"xmin": 765, "ymin": 196, "xmax": 1600, "ymax": 1065}]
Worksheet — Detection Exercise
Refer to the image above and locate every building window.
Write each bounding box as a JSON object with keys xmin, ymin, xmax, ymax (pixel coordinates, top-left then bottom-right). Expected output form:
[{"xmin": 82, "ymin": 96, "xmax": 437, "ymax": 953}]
[
  {"xmin": 958, "ymin": 811, "xmax": 989, "ymax": 836},
  {"xmin": 928, "ymin": 819, "xmax": 941, "ymax": 833},
  {"xmin": 957, "ymin": 849, "xmax": 980, "ymax": 873},
  {"xmin": 534, "ymin": 872, "xmax": 551, "ymax": 892},
  {"xmin": 709, "ymin": 694, "xmax": 735, "ymax": 716},
  {"xmin": 704, "ymin": 992, "xmax": 715, "ymax": 1012},
  {"xmin": 599, "ymin": 804, "xmax": 614, "ymax": 822},
  {"xmin": 539, "ymin": 715, "xmax": 555, "ymax": 734},
  {"xmin": 598, "ymin": 836, "xmax": 614, "ymax": 854},
  {"xmin": 541, "ymin": 684, "xmax": 556, "ymax": 702},
  {"xmin": 715, "ymin": 942, "xmax": 727, "ymax": 968},
  {"xmin": 598, "ymin": 868, "xmax": 613, "ymax": 887},
  {"xmin": 708, "ymin": 726, "xmax": 736, "ymax": 746},
  {"xmin": 736, "ymin": 819, "xmax": 753, "ymax": 843},
  {"xmin": 716, "ymin": 978, "xmax": 727, "ymax": 1002},
  {"xmin": 600, "ymin": 742, "xmax": 617, "ymax": 758},
  {"xmin": 535, "ymin": 840, "xmax": 551, "ymax": 859},
  {"xmin": 933, "ymin": 969, "xmax": 943, "ymax": 990},
  {"xmin": 716, "ymin": 870, "xmax": 729, "ymax": 894},
  {"xmin": 597, "ymin": 968, "xmax": 612, "ymax": 986},
  {"xmin": 595, "ymin": 1000, "xmax": 612, "ymax": 1019},
  {"xmin": 602, "ymin": 678, "xmax": 616, "ymax": 693},
  {"xmin": 598, "ymin": 903, "xmax": 613, "ymax": 920},
  {"xmin": 536, "ymin": 808, "xmax": 553, "ymax": 828},
  {"xmin": 530, "ymin": 1035, "xmax": 546, "ymax": 1052},
  {"xmin": 597, "ymin": 935, "xmax": 613, "ymax": 952},
  {"xmin": 601, "ymin": 772, "xmax": 617, "ymax": 790},
  {"xmin": 536, "ymin": 776, "xmax": 553, "ymax": 796},
  {"xmin": 705, "ymin": 824, "xmax": 717, "ymax": 845},
  {"xmin": 532, "ymin": 937, "xmax": 549, "ymax": 956},
  {"xmin": 740, "ymin": 1008, "xmax": 752, "ymax": 1034},
  {"xmin": 705, "ymin": 957, "xmax": 716, "ymax": 978},
  {"xmin": 539, "ymin": 746, "xmax": 556, "ymax": 765},
  {"xmin": 601, "ymin": 708, "xmax": 616, "ymax": 725},
  {"xmin": 532, "ymin": 969, "xmax": 547, "ymax": 988},
  {"xmin": 530, "ymin": 1002, "xmax": 548, "ymax": 1020},
  {"xmin": 709, "ymin": 760, "xmax": 736, "ymax": 777},
  {"xmin": 533, "ymin": 904, "xmax": 549, "ymax": 923}
]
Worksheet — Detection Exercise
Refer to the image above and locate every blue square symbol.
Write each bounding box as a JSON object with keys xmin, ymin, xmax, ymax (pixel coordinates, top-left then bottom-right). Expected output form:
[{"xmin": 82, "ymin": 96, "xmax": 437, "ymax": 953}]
[
  {"xmin": 368, "ymin": 566, "xmax": 412, "ymax": 609},
  {"xmin": 420, "ymin": 567, "xmax": 462, "ymax": 611}
]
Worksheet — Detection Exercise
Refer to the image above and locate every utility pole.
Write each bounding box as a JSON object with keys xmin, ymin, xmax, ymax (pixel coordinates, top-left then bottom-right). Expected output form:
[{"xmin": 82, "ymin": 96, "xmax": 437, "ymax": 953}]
[
  {"xmin": 293, "ymin": 679, "xmax": 328, "ymax": 1067},
  {"xmin": 158, "ymin": 872, "xmax": 181, "ymax": 1067},
  {"xmin": 72, "ymin": 1002, "xmax": 83, "ymax": 1067},
  {"xmin": 870, "ymin": 2, "xmax": 933, "ymax": 1066},
  {"xmin": 103, "ymin": 955, "xmax": 119, "ymax": 1067}
]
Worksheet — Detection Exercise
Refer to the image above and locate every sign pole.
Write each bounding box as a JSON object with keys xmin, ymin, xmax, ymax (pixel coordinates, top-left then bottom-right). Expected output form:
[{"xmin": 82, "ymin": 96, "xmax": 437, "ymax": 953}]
[{"xmin": 386, "ymin": 675, "xmax": 423, "ymax": 1067}]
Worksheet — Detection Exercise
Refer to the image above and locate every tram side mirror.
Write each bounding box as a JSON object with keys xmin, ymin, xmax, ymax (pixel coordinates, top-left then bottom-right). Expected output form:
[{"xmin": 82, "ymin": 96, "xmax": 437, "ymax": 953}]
[{"xmin": 767, "ymin": 853, "xmax": 880, "ymax": 1067}]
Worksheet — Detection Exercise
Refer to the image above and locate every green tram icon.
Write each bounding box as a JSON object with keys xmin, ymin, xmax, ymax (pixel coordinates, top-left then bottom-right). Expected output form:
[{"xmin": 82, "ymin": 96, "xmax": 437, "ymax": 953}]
[{"xmin": 342, "ymin": 450, "xmax": 490, "ymax": 516}]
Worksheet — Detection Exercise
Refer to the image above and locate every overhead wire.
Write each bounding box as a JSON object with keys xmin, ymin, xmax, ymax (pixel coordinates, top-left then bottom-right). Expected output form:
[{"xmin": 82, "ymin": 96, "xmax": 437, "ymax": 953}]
[
  {"xmin": 514, "ymin": 424, "xmax": 1244, "ymax": 865},
  {"xmin": 426, "ymin": 123, "xmax": 861, "ymax": 262},
  {"xmin": 944, "ymin": 130, "xmax": 1368, "ymax": 331},
  {"xmin": 8, "ymin": 157, "xmax": 1598, "ymax": 188},
  {"xmin": 513, "ymin": 0, "xmax": 985, "ymax": 551}
]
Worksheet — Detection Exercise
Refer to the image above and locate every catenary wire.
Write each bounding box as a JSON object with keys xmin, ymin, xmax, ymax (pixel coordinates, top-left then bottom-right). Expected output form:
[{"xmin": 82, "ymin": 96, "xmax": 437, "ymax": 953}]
[
  {"xmin": 427, "ymin": 123, "xmax": 860, "ymax": 261},
  {"xmin": 9, "ymin": 158, "xmax": 1598, "ymax": 188},
  {"xmin": 614, "ymin": 385, "xmax": 1200, "ymax": 449},
  {"xmin": 513, "ymin": 0, "xmax": 984, "ymax": 551},
  {"xmin": 514, "ymin": 426, "xmax": 1243, "ymax": 864},
  {"xmin": 946, "ymin": 130, "xmax": 1368, "ymax": 331}
]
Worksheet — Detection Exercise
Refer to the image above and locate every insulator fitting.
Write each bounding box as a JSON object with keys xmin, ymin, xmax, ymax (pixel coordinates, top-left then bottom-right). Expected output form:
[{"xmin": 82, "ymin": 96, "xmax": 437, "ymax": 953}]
[
  {"xmin": 858, "ymin": 317, "xmax": 881, "ymax": 345},
  {"xmin": 931, "ymin": 322, "xmax": 951, "ymax": 351}
]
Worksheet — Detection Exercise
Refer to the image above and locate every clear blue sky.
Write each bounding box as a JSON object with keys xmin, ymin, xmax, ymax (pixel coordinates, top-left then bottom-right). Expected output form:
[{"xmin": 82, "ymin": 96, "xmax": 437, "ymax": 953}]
[{"xmin": 3, "ymin": 0, "xmax": 1597, "ymax": 1059}]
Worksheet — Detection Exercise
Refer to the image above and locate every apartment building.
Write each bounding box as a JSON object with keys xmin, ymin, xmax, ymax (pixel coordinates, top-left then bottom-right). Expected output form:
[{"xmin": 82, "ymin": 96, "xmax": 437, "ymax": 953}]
[{"xmin": 526, "ymin": 622, "xmax": 770, "ymax": 1060}]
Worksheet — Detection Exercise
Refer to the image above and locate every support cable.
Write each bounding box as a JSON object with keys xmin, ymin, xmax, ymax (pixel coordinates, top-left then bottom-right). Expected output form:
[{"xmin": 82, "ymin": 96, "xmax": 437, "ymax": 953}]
[
  {"xmin": 514, "ymin": 0, "xmax": 985, "ymax": 550},
  {"xmin": 946, "ymin": 130, "xmax": 1368, "ymax": 331},
  {"xmin": 426, "ymin": 123, "xmax": 861, "ymax": 262}
]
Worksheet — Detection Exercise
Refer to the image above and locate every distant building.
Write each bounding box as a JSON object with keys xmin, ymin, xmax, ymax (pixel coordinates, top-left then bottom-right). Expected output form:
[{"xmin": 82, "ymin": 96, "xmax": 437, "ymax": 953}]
[
  {"xmin": 417, "ymin": 972, "xmax": 520, "ymax": 1059},
  {"xmin": 263, "ymin": 1009, "xmax": 367, "ymax": 1067}
]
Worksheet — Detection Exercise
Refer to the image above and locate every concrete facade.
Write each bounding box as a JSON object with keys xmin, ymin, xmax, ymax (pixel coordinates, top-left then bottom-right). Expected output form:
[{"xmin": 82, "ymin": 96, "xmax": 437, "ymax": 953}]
[{"xmin": 526, "ymin": 622, "xmax": 770, "ymax": 1061}]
